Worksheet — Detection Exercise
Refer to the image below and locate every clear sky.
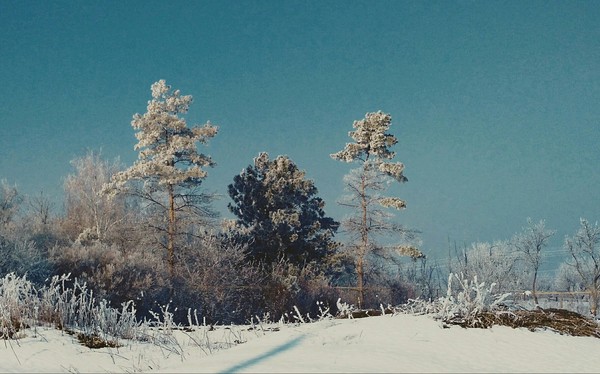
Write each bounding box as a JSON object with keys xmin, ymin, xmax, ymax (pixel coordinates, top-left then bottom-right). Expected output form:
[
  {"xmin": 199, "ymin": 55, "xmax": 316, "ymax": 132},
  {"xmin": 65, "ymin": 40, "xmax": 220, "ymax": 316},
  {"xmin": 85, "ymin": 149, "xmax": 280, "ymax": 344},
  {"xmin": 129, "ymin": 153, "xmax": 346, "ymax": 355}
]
[{"xmin": 1, "ymin": 0, "xmax": 599, "ymax": 264}]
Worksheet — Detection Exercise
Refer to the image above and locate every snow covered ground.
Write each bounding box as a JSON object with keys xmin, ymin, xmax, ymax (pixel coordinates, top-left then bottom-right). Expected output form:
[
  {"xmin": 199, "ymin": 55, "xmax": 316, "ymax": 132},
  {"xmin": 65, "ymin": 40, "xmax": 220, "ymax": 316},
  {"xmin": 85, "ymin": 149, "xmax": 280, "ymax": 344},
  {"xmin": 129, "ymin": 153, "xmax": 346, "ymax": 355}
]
[{"xmin": 2, "ymin": 313, "xmax": 600, "ymax": 373}]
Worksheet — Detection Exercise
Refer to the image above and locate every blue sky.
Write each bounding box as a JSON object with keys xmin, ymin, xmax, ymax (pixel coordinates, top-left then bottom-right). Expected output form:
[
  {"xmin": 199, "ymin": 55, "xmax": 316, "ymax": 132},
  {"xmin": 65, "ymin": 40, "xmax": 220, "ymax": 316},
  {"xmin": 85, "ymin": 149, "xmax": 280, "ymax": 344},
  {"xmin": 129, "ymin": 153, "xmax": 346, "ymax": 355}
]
[{"xmin": 1, "ymin": 0, "xmax": 599, "ymax": 263}]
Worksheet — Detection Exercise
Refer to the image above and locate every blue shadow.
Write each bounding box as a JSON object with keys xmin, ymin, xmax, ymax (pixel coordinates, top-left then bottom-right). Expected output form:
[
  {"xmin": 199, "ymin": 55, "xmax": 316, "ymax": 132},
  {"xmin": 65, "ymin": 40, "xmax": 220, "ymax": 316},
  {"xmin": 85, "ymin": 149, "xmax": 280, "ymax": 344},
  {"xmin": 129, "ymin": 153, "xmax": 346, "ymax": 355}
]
[{"xmin": 219, "ymin": 335, "xmax": 305, "ymax": 373}]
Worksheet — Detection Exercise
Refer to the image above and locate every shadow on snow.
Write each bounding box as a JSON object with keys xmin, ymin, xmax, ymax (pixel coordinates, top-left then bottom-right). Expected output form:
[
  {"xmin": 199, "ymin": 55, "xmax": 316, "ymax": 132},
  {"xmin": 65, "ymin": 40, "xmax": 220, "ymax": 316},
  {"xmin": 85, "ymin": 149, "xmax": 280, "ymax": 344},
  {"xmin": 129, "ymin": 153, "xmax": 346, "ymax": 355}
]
[{"xmin": 219, "ymin": 335, "xmax": 305, "ymax": 373}]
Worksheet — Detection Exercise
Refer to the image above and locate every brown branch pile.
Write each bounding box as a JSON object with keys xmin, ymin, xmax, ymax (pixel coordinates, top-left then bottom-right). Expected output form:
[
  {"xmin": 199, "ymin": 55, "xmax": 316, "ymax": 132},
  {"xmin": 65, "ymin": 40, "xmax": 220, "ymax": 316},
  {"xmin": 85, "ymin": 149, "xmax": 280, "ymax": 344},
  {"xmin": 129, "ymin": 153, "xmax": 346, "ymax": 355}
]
[{"xmin": 449, "ymin": 308, "xmax": 600, "ymax": 338}]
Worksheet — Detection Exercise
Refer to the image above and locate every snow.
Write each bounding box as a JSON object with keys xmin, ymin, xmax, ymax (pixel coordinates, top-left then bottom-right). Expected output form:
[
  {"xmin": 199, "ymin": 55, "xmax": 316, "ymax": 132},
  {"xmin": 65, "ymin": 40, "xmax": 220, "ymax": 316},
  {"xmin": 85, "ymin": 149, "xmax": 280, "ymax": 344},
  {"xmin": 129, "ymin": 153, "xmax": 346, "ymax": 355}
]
[{"xmin": 2, "ymin": 313, "xmax": 600, "ymax": 373}]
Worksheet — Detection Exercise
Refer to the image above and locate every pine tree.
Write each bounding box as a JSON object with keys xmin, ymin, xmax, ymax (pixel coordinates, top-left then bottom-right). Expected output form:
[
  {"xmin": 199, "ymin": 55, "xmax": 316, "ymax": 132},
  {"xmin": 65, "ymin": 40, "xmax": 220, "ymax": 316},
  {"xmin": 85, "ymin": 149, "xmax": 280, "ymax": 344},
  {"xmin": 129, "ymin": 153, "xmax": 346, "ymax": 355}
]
[
  {"xmin": 103, "ymin": 80, "xmax": 218, "ymax": 277},
  {"xmin": 227, "ymin": 152, "xmax": 339, "ymax": 266},
  {"xmin": 331, "ymin": 111, "xmax": 415, "ymax": 306}
]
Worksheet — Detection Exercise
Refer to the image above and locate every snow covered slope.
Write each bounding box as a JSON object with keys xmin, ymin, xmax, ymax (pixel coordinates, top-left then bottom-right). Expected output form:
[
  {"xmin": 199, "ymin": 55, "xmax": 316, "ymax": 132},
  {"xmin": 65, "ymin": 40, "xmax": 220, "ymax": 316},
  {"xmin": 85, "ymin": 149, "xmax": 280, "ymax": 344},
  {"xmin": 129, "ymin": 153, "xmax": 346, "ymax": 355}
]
[{"xmin": 2, "ymin": 314, "xmax": 600, "ymax": 373}]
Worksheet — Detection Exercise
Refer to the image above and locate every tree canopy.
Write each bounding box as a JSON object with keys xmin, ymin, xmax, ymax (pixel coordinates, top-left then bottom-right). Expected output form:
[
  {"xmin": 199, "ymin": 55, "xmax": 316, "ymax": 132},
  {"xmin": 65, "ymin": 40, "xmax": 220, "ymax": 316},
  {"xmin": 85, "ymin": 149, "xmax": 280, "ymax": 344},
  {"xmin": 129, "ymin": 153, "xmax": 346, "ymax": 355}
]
[{"xmin": 227, "ymin": 152, "xmax": 339, "ymax": 266}]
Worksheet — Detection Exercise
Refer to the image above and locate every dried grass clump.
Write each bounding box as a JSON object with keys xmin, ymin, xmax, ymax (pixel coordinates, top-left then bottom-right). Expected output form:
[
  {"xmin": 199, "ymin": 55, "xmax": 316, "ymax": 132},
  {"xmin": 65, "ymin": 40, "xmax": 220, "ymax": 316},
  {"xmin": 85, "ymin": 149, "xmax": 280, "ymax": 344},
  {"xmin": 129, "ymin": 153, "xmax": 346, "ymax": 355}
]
[
  {"xmin": 75, "ymin": 331, "xmax": 120, "ymax": 349},
  {"xmin": 407, "ymin": 273, "xmax": 600, "ymax": 339},
  {"xmin": 461, "ymin": 308, "xmax": 600, "ymax": 338}
]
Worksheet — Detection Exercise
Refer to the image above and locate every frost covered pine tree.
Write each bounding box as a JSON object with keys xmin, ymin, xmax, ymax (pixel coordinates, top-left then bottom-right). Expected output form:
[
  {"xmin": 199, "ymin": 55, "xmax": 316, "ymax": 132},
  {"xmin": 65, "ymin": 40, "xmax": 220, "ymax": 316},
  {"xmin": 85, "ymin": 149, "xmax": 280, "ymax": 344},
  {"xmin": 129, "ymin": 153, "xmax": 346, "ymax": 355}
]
[
  {"xmin": 103, "ymin": 80, "xmax": 218, "ymax": 277},
  {"xmin": 331, "ymin": 111, "xmax": 416, "ymax": 306},
  {"xmin": 227, "ymin": 152, "xmax": 339, "ymax": 266}
]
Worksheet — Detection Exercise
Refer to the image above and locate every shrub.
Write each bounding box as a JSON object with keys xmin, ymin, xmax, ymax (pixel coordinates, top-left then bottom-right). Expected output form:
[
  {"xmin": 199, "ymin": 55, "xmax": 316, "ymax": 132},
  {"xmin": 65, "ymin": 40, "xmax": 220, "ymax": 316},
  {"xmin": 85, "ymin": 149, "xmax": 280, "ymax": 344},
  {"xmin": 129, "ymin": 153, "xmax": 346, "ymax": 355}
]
[
  {"xmin": 0, "ymin": 272, "xmax": 143, "ymax": 346},
  {"xmin": 258, "ymin": 259, "xmax": 340, "ymax": 321},
  {"xmin": 435, "ymin": 273, "xmax": 511, "ymax": 327},
  {"xmin": 0, "ymin": 234, "xmax": 53, "ymax": 285},
  {"xmin": 0, "ymin": 273, "xmax": 35, "ymax": 338},
  {"xmin": 49, "ymin": 241, "xmax": 164, "ymax": 315},
  {"xmin": 170, "ymin": 235, "xmax": 265, "ymax": 324}
]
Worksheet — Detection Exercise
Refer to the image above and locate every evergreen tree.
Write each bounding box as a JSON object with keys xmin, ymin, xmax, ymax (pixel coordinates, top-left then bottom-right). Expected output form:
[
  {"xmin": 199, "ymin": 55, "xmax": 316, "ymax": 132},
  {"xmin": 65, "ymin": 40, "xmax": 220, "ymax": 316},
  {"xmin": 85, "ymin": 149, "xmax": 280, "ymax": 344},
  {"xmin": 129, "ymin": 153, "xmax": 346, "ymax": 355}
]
[
  {"xmin": 227, "ymin": 152, "xmax": 338, "ymax": 266},
  {"xmin": 103, "ymin": 80, "xmax": 218, "ymax": 277},
  {"xmin": 331, "ymin": 111, "xmax": 416, "ymax": 306}
]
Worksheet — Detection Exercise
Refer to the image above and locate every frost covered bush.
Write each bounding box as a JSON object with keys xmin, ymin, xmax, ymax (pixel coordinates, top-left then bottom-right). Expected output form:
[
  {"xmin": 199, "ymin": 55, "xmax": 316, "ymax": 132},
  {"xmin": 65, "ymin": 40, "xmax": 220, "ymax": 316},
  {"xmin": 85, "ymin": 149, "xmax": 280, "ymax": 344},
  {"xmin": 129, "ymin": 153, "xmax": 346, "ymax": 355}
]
[
  {"xmin": 49, "ymin": 241, "xmax": 163, "ymax": 312},
  {"xmin": 0, "ymin": 273, "xmax": 143, "ymax": 344},
  {"xmin": 0, "ymin": 270, "xmax": 244, "ymax": 353},
  {"xmin": 394, "ymin": 297, "xmax": 439, "ymax": 316},
  {"xmin": 393, "ymin": 273, "xmax": 512, "ymax": 325},
  {"xmin": 0, "ymin": 273, "xmax": 35, "ymax": 338},
  {"xmin": 435, "ymin": 273, "xmax": 511, "ymax": 327},
  {"xmin": 260, "ymin": 259, "xmax": 339, "ymax": 321},
  {"xmin": 448, "ymin": 241, "xmax": 524, "ymax": 293},
  {"xmin": 0, "ymin": 234, "xmax": 50, "ymax": 283},
  {"xmin": 172, "ymin": 232, "xmax": 341, "ymax": 324},
  {"xmin": 38, "ymin": 275, "xmax": 143, "ymax": 345},
  {"xmin": 47, "ymin": 233, "xmax": 340, "ymax": 325},
  {"xmin": 168, "ymin": 235, "xmax": 265, "ymax": 324},
  {"xmin": 335, "ymin": 298, "xmax": 357, "ymax": 318},
  {"xmin": 0, "ymin": 216, "xmax": 54, "ymax": 285}
]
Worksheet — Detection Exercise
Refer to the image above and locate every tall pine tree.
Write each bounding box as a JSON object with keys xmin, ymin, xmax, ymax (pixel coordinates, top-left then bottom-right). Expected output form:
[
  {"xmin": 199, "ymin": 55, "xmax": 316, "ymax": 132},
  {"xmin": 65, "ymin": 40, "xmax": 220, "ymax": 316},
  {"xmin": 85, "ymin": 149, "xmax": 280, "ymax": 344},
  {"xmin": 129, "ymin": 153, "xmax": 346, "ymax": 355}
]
[
  {"xmin": 103, "ymin": 80, "xmax": 218, "ymax": 277},
  {"xmin": 331, "ymin": 111, "xmax": 416, "ymax": 306}
]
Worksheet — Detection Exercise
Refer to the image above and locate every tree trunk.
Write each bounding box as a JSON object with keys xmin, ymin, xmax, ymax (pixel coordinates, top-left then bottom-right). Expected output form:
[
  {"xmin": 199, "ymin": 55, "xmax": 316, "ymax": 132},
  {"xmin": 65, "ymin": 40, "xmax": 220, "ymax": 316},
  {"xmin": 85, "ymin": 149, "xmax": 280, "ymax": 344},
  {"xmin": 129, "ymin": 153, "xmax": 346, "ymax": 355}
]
[
  {"xmin": 167, "ymin": 184, "xmax": 176, "ymax": 279},
  {"xmin": 532, "ymin": 270, "xmax": 539, "ymax": 305},
  {"xmin": 591, "ymin": 276, "xmax": 600, "ymax": 317},
  {"xmin": 357, "ymin": 166, "xmax": 368, "ymax": 309},
  {"xmin": 356, "ymin": 256, "xmax": 364, "ymax": 309},
  {"xmin": 590, "ymin": 288, "xmax": 598, "ymax": 317}
]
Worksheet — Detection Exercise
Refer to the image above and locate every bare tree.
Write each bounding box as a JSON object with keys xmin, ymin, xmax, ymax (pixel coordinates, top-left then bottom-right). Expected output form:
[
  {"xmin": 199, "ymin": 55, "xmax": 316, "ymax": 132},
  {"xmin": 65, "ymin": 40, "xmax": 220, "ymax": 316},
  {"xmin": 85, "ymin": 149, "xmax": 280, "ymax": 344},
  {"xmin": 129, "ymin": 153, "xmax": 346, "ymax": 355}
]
[
  {"xmin": 63, "ymin": 150, "xmax": 125, "ymax": 243},
  {"xmin": 564, "ymin": 218, "xmax": 600, "ymax": 316},
  {"xmin": 404, "ymin": 255, "xmax": 443, "ymax": 300},
  {"xmin": 103, "ymin": 80, "xmax": 218, "ymax": 277},
  {"xmin": 331, "ymin": 111, "xmax": 415, "ymax": 306},
  {"xmin": 27, "ymin": 191, "xmax": 55, "ymax": 231},
  {"xmin": 448, "ymin": 241, "xmax": 522, "ymax": 293},
  {"xmin": 511, "ymin": 218, "xmax": 555, "ymax": 305},
  {"xmin": 555, "ymin": 261, "xmax": 585, "ymax": 292},
  {"xmin": 0, "ymin": 179, "xmax": 22, "ymax": 229},
  {"xmin": 0, "ymin": 182, "xmax": 52, "ymax": 282}
]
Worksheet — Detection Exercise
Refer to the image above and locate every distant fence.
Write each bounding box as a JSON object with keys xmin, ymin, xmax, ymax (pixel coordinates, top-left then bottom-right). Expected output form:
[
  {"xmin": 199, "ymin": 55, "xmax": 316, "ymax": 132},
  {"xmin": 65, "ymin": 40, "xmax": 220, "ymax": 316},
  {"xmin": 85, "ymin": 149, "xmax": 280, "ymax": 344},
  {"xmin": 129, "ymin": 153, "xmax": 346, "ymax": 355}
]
[
  {"xmin": 333, "ymin": 286, "xmax": 594, "ymax": 314},
  {"xmin": 510, "ymin": 291, "xmax": 591, "ymax": 311}
]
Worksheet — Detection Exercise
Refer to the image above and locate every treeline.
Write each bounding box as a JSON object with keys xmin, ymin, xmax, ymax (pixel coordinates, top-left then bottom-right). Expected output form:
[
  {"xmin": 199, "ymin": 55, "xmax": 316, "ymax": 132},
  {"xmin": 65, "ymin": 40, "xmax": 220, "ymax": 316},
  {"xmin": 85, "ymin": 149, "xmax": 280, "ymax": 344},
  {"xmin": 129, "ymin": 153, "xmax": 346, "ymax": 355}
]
[
  {"xmin": 1, "ymin": 81, "xmax": 599, "ymax": 323},
  {"xmin": 0, "ymin": 165, "xmax": 420, "ymax": 324},
  {"xmin": 0, "ymin": 81, "xmax": 423, "ymax": 323}
]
